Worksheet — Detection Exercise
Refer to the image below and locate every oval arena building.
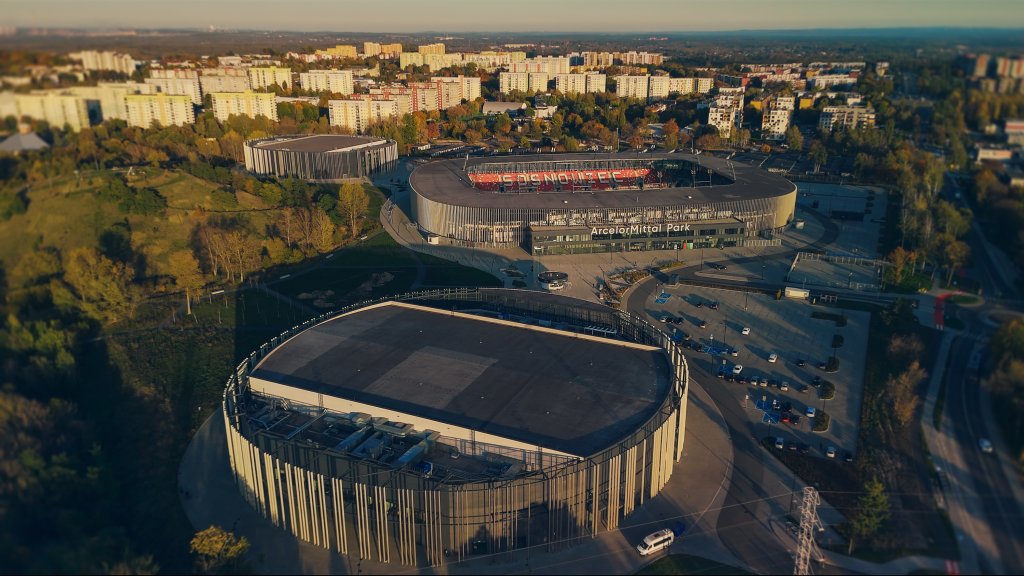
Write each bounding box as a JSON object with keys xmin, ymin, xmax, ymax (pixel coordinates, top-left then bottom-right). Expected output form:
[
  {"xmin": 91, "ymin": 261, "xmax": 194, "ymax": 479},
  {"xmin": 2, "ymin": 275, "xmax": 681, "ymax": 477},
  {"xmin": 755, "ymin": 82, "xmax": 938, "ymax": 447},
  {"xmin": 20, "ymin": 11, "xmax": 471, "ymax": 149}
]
[
  {"xmin": 244, "ymin": 134, "xmax": 398, "ymax": 181},
  {"xmin": 222, "ymin": 289, "xmax": 689, "ymax": 568},
  {"xmin": 409, "ymin": 153, "xmax": 797, "ymax": 254}
]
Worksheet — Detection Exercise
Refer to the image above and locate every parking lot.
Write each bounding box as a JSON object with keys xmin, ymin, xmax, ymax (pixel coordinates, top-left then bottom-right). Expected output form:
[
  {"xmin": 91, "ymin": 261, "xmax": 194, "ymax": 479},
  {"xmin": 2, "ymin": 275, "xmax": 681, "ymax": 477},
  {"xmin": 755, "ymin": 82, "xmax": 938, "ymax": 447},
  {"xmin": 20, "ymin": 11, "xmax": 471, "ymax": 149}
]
[{"xmin": 642, "ymin": 285, "xmax": 869, "ymax": 461}]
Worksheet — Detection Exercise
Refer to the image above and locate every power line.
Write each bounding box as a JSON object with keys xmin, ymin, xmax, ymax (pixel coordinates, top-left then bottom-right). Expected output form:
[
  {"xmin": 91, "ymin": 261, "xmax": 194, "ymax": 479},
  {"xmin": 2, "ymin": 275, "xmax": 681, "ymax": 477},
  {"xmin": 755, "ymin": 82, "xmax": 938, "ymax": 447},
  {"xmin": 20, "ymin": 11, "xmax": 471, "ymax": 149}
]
[{"xmin": 795, "ymin": 486, "xmax": 824, "ymax": 575}]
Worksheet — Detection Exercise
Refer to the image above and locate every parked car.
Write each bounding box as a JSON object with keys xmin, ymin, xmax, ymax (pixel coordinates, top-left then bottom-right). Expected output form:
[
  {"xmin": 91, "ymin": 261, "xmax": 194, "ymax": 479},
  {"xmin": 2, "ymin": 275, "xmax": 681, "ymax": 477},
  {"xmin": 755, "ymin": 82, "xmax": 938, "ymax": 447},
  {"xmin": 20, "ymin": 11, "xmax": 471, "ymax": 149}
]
[
  {"xmin": 825, "ymin": 445, "xmax": 837, "ymax": 458},
  {"xmin": 729, "ymin": 348, "xmax": 739, "ymax": 357},
  {"xmin": 709, "ymin": 301, "xmax": 720, "ymax": 310},
  {"xmin": 694, "ymin": 301, "xmax": 704, "ymax": 308},
  {"xmin": 796, "ymin": 359, "xmax": 806, "ymax": 367},
  {"xmin": 843, "ymin": 451, "xmax": 854, "ymax": 462},
  {"xmin": 732, "ymin": 364, "xmax": 744, "ymax": 374},
  {"xmin": 636, "ymin": 528, "xmax": 675, "ymax": 556},
  {"xmin": 775, "ymin": 437, "xmax": 785, "ymax": 450},
  {"xmin": 768, "ymin": 353, "xmax": 778, "ymax": 363},
  {"xmin": 979, "ymin": 438, "xmax": 994, "ymax": 454},
  {"xmin": 779, "ymin": 380, "xmax": 790, "ymax": 391},
  {"xmin": 806, "ymin": 406, "xmax": 816, "ymax": 418},
  {"xmin": 818, "ymin": 361, "xmax": 828, "ymax": 370},
  {"xmin": 741, "ymin": 327, "xmax": 751, "ymax": 335},
  {"xmin": 759, "ymin": 376, "xmax": 769, "ymax": 387}
]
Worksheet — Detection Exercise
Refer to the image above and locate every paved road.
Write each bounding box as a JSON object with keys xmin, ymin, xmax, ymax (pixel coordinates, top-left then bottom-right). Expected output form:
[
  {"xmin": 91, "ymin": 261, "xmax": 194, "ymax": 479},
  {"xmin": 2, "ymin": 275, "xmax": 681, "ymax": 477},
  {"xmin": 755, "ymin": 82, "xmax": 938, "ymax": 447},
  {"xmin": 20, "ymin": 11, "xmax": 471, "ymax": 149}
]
[{"xmin": 946, "ymin": 322, "xmax": 1024, "ymax": 573}]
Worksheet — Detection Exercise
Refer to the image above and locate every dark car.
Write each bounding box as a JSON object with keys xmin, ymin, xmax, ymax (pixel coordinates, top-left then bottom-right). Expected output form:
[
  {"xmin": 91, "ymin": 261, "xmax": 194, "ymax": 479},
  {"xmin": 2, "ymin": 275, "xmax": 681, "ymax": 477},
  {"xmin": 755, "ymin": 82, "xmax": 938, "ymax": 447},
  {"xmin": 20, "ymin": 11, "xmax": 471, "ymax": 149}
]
[
  {"xmin": 787, "ymin": 441, "xmax": 799, "ymax": 451},
  {"xmin": 738, "ymin": 376, "xmax": 749, "ymax": 385},
  {"xmin": 818, "ymin": 361, "xmax": 828, "ymax": 370},
  {"xmin": 698, "ymin": 320, "xmax": 708, "ymax": 329},
  {"xmin": 781, "ymin": 401, "xmax": 793, "ymax": 412},
  {"xmin": 796, "ymin": 359, "xmax": 806, "ymax": 367},
  {"xmin": 694, "ymin": 301, "xmax": 704, "ymax": 308},
  {"xmin": 843, "ymin": 451, "xmax": 854, "ymax": 462},
  {"xmin": 709, "ymin": 301, "xmax": 720, "ymax": 310},
  {"xmin": 812, "ymin": 376, "xmax": 822, "ymax": 386},
  {"xmin": 799, "ymin": 443, "xmax": 810, "ymax": 454},
  {"xmin": 795, "ymin": 383, "xmax": 810, "ymax": 393}
]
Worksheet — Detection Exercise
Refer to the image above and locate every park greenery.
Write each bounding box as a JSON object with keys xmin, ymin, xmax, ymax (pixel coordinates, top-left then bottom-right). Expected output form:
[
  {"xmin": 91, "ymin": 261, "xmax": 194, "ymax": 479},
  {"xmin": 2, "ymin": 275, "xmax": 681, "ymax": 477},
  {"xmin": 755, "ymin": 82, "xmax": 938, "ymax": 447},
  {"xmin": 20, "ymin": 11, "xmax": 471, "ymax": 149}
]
[{"xmin": 987, "ymin": 318, "xmax": 1024, "ymax": 465}]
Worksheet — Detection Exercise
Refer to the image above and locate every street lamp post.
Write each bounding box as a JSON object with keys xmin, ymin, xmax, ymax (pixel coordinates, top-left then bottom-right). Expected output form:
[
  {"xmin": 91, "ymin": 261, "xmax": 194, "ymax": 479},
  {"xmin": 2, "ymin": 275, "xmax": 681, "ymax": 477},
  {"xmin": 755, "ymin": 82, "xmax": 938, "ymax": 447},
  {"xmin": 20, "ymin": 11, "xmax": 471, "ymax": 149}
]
[
  {"xmin": 848, "ymin": 272, "xmax": 853, "ymax": 290},
  {"xmin": 761, "ymin": 264, "xmax": 766, "ymax": 280}
]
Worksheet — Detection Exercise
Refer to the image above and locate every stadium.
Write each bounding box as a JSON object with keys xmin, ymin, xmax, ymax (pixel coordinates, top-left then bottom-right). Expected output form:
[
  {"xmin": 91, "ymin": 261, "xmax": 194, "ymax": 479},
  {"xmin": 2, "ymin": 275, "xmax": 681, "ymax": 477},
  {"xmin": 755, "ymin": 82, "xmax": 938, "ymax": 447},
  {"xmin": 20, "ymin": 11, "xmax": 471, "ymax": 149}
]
[
  {"xmin": 243, "ymin": 134, "xmax": 398, "ymax": 181},
  {"xmin": 222, "ymin": 289, "xmax": 688, "ymax": 567},
  {"xmin": 409, "ymin": 153, "xmax": 798, "ymax": 254}
]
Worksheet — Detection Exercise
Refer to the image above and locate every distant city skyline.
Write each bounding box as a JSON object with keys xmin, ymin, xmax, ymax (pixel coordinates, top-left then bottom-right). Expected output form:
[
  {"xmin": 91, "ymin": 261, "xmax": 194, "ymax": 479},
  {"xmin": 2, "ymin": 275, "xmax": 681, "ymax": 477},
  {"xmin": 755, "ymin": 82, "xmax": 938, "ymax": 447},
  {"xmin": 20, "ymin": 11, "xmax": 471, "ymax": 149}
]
[{"xmin": 2, "ymin": 0, "xmax": 1023, "ymax": 33}]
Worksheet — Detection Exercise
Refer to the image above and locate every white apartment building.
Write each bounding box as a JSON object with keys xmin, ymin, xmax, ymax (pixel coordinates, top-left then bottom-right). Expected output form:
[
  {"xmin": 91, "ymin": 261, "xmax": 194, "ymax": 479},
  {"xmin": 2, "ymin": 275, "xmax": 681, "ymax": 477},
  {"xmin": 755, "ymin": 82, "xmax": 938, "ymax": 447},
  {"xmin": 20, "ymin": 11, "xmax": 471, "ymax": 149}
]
[
  {"xmin": 819, "ymin": 106, "xmax": 876, "ymax": 132},
  {"xmin": 809, "ymin": 73, "xmax": 858, "ymax": 90},
  {"xmin": 418, "ymin": 43, "xmax": 446, "ymax": 55},
  {"xmin": 509, "ymin": 56, "xmax": 570, "ymax": 75},
  {"xmin": 669, "ymin": 77, "xmax": 714, "ymax": 95},
  {"xmin": 615, "ymin": 51, "xmax": 664, "ymax": 66},
  {"xmin": 369, "ymin": 84, "xmax": 437, "ymax": 114},
  {"xmin": 328, "ymin": 97, "xmax": 399, "ymax": 133},
  {"xmin": 211, "ymin": 91, "xmax": 278, "ymax": 122},
  {"xmin": 247, "ymin": 67, "xmax": 293, "ymax": 90},
  {"xmin": 299, "ymin": 70, "xmax": 354, "ymax": 95},
  {"xmin": 200, "ymin": 68, "xmax": 251, "ymax": 94},
  {"xmin": 69, "ymin": 50, "xmax": 137, "ymax": 75},
  {"xmin": 555, "ymin": 73, "xmax": 607, "ymax": 95},
  {"xmin": 615, "ymin": 75, "xmax": 651, "ymax": 99},
  {"xmin": 761, "ymin": 96, "xmax": 795, "ymax": 140},
  {"xmin": 571, "ymin": 51, "xmax": 615, "ymax": 70},
  {"xmin": 615, "ymin": 75, "xmax": 714, "ymax": 100},
  {"xmin": 499, "ymin": 72, "xmax": 548, "ymax": 94},
  {"xmin": 14, "ymin": 92, "xmax": 90, "ymax": 131},
  {"xmin": 145, "ymin": 76, "xmax": 202, "ymax": 105},
  {"xmin": 707, "ymin": 89, "xmax": 745, "ymax": 139},
  {"xmin": 432, "ymin": 75, "xmax": 481, "ymax": 104},
  {"xmin": 67, "ymin": 81, "xmax": 156, "ymax": 121},
  {"xmin": 363, "ymin": 42, "xmax": 402, "ymax": 59},
  {"xmin": 125, "ymin": 93, "xmax": 195, "ymax": 127}
]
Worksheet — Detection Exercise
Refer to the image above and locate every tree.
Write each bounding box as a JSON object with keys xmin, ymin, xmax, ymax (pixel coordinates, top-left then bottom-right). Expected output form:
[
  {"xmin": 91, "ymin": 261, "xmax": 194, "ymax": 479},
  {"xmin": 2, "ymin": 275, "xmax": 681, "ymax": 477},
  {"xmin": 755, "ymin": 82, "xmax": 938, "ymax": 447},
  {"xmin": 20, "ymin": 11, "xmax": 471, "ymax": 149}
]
[
  {"xmin": 808, "ymin": 140, "xmax": 827, "ymax": 173},
  {"xmin": 941, "ymin": 237, "xmax": 971, "ymax": 287},
  {"xmin": 848, "ymin": 477, "xmax": 890, "ymax": 554},
  {"xmin": 888, "ymin": 361, "xmax": 927, "ymax": 428},
  {"xmin": 310, "ymin": 207, "xmax": 339, "ymax": 253},
  {"xmin": 168, "ymin": 250, "xmax": 203, "ymax": 316},
  {"xmin": 61, "ymin": 247, "xmax": 137, "ymax": 324},
  {"xmin": 885, "ymin": 246, "xmax": 915, "ymax": 286},
  {"xmin": 190, "ymin": 525, "xmax": 249, "ymax": 574},
  {"xmin": 338, "ymin": 181, "xmax": 370, "ymax": 239},
  {"xmin": 785, "ymin": 125, "xmax": 803, "ymax": 151}
]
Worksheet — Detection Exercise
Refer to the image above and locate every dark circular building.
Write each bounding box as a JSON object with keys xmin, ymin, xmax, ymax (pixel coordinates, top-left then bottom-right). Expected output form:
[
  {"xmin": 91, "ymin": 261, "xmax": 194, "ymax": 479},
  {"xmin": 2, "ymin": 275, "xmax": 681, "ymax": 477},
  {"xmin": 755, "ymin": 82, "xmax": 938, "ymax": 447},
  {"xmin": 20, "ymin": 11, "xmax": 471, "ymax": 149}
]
[
  {"xmin": 409, "ymin": 153, "xmax": 797, "ymax": 254},
  {"xmin": 222, "ymin": 289, "xmax": 689, "ymax": 568},
  {"xmin": 243, "ymin": 134, "xmax": 397, "ymax": 181}
]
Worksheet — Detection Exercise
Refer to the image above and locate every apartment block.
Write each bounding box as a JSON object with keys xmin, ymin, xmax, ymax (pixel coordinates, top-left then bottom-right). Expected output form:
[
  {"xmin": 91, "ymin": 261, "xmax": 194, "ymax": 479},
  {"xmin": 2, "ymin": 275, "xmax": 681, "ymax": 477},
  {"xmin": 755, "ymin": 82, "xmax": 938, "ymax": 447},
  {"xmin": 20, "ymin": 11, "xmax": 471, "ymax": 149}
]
[
  {"xmin": 499, "ymin": 72, "xmax": 548, "ymax": 94},
  {"xmin": 200, "ymin": 68, "xmax": 251, "ymax": 93},
  {"xmin": 69, "ymin": 50, "xmax": 137, "ymax": 75},
  {"xmin": 67, "ymin": 81, "xmax": 156, "ymax": 121},
  {"xmin": 145, "ymin": 75, "xmax": 202, "ymax": 104},
  {"xmin": 819, "ymin": 105, "xmax": 876, "ymax": 132},
  {"xmin": 247, "ymin": 67, "xmax": 293, "ymax": 90},
  {"xmin": 509, "ymin": 56, "xmax": 570, "ymax": 75},
  {"xmin": 14, "ymin": 92, "xmax": 90, "ymax": 131},
  {"xmin": 555, "ymin": 73, "xmax": 606, "ymax": 95},
  {"xmin": 211, "ymin": 91, "xmax": 278, "ymax": 122},
  {"xmin": 363, "ymin": 42, "xmax": 403, "ymax": 59},
  {"xmin": 432, "ymin": 75, "xmax": 481, "ymax": 105},
  {"xmin": 614, "ymin": 75, "xmax": 651, "ymax": 99},
  {"xmin": 328, "ymin": 97, "xmax": 399, "ymax": 133},
  {"xmin": 761, "ymin": 96, "xmax": 795, "ymax": 140},
  {"xmin": 418, "ymin": 43, "xmax": 446, "ymax": 55},
  {"xmin": 615, "ymin": 51, "xmax": 664, "ymax": 66},
  {"xmin": 125, "ymin": 93, "xmax": 195, "ymax": 127},
  {"xmin": 707, "ymin": 89, "xmax": 745, "ymax": 139},
  {"xmin": 316, "ymin": 45, "xmax": 358, "ymax": 60},
  {"xmin": 299, "ymin": 70, "xmax": 354, "ymax": 95}
]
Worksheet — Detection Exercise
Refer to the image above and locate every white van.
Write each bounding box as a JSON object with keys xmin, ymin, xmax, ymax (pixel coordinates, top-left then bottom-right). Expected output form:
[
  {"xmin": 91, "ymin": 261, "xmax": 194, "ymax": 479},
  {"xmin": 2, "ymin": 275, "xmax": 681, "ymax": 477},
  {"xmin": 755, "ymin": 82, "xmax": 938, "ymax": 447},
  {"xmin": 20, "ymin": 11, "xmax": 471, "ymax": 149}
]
[{"xmin": 636, "ymin": 528, "xmax": 674, "ymax": 556}]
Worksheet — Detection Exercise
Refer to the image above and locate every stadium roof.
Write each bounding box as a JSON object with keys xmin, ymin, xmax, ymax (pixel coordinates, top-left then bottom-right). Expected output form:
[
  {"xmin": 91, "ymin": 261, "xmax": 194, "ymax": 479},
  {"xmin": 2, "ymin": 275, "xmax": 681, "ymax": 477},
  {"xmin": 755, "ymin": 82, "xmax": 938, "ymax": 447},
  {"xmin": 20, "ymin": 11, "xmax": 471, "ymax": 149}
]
[
  {"xmin": 250, "ymin": 301, "xmax": 671, "ymax": 457},
  {"xmin": 0, "ymin": 132, "xmax": 49, "ymax": 153},
  {"xmin": 251, "ymin": 134, "xmax": 387, "ymax": 153},
  {"xmin": 410, "ymin": 152, "xmax": 796, "ymax": 210}
]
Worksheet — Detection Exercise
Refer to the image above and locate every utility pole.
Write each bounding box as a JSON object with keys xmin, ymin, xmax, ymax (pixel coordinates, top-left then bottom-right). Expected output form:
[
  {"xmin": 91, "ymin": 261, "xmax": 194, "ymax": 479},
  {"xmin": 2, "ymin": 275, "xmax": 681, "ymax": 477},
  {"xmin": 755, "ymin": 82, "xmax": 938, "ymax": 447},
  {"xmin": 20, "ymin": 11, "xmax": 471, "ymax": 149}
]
[{"xmin": 794, "ymin": 486, "xmax": 824, "ymax": 575}]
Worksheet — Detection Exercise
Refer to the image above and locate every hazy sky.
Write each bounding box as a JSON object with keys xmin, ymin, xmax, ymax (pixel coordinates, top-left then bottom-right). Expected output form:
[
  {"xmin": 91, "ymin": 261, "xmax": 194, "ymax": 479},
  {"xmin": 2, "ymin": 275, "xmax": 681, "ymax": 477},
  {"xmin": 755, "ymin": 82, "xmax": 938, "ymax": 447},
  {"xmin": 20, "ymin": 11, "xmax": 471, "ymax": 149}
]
[{"xmin": 2, "ymin": 0, "xmax": 1022, "ymax": 32}]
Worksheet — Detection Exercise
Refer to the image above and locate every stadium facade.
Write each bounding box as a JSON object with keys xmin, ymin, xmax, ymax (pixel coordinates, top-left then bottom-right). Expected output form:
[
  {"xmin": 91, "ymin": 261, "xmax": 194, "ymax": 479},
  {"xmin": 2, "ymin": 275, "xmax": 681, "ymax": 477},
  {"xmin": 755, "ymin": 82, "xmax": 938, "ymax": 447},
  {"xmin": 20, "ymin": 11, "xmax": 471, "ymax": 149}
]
[
  {"xmin": 222, "ymin": 289, "xmax": 689, "ymax": 567},
  {"xmin": 243, "ymin": 134, "xmax": 398, "ymax": 181},
  {"xmin": 409, "ymin": 153, "xmax": 797, "ymax": 254}
]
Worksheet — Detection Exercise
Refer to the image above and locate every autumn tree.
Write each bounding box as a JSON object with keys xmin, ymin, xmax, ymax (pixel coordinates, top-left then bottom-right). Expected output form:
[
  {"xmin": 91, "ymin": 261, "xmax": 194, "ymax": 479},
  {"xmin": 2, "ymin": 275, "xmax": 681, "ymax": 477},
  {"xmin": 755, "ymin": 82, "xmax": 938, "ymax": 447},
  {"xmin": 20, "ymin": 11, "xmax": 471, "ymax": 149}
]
[
  {"xmin": 190, "ymin": 525, "xmax": 250, "ymax": 574},
  {"xmin": 887, "ymin": 360, "xmax": 927, "ymax": 428},
  {"xmin": 885, "ymin": 246, "xmax": 916, "ymax": 286},
  {"xmin": 168, "ymin": 250, "xmax": 204, "ymax": 315},
  {"xmin": 785, "ymin": 125, "xmax": 803, "ymax": 151},
  {"xmin": 59, "ymin": 247, "xmax": 137, "ymax": 324},
  {"xmin": 310, "ymin": 207, "xmax": 339, "ymax": 253},
  {"xmin": 338, "ymin": 181, "xmax": 370, "ymax": 239}
]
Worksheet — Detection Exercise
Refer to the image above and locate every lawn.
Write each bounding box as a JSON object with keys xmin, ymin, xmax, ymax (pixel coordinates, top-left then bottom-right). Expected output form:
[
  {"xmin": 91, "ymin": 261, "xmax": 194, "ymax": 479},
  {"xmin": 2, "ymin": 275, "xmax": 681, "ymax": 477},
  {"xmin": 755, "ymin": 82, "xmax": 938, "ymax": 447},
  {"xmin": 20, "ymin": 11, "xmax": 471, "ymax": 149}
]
[{"xmin": 636, "ymin": 554, "xmax": 749, "ymax": 575}]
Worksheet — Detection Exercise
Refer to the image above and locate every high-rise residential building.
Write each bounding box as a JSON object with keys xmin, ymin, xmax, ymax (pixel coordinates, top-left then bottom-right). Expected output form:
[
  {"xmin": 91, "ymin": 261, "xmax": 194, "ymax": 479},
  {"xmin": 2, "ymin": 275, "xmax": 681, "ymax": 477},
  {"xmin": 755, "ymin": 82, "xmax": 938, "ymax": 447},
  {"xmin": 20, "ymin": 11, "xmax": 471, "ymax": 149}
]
[
  {"xmin": 200, "ymin": 68, "xmax": 251, "ymax": 93},
  {"xmin": 328, "ymin": 97, "xmax": 399, "ymax": 133},
  {"xmin": 614, "ymin": 75, "xmax": 651, "ymax": 99},
  {"xmin": 808, "ymin": 73, "xmax": 858, "ymax": 90},
  {"xmin": 14, "ymin": 92, "xmax": 90, "ymax": 131},
  {"xmin": 316, "ymin": 45, "xmax": 358, "ymax": 60},
  {"xmin": 125, "ymin": 93, "xmax": 195, "ymax": 127},
  {"xmin": 211, "ymin": 91, "xmax": 278, "ymax": 122},
  {"xmin": 707, "ymin": 88, "xmax": 745, "ymax": 139},
  {"xmin": 145, "ymin": 71, "xmax": 203, "ymax": 105},
  {"xmin": 299, "ymin": 70, "xmax": 355, "ymax": 95},
  {"xmin": 649, "ymin": 75, "xmax": 671, "ymax": 99},
  {"xmin": 761, "ymin": 96, "xmax": 795, "ymax": 140},
  {"xmin": 400, "ymin": 52, "xmax": 424, "ymax": 69},
  {"xmin": 614, "ymin": 51, "xmax": 664, "ymax": 66},
  {"xmin": 571, "ymin": 51, "xmax": 615, "ymax": 70},
  {"xmin": 431, "ymin": 75, "xmax": 481, "ymax": 106},
  {"xmin": 69, "ymin": 50, "xmax": 137, "ymax": 75},
  {"xmin": 509, "ymin": 56, "xmax": 570, "ymax": 75},
  {"xmin": 499, "ymin": 72, "xmax": 548, "ymax": 94},
  {"xmin": 369, "ymin": 84, "xmax": 437, "ymax": 114},
  {"xmin": 363, "ymin": 42, "xmax": 403, "ymax": 59},
  {"xmin": 555, "ymin": 73, "xmax": 606, "ymax": 95},
  {"xmin": 67, "ymin": 81, "xmax": 156, "ymax": 121},
  {"xmin": 247, "ymin": 67, "xmax": 293, "ymax": 90},
  {"xmin": 418, "ymin": 43, "xmax": 446, "ymax": 55},
  {"xmin": 819, "ymin": 105, "xmax": 876, "ymax": 132}
]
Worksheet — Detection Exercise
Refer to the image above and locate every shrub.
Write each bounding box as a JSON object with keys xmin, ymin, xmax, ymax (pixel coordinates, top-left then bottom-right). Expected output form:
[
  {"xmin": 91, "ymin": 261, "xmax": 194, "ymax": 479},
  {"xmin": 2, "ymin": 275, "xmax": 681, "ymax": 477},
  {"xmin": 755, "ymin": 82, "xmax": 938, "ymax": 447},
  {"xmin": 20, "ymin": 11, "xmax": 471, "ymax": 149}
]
[{"xmin": 813, "ymin": 410, "xmax": 831, "ymax": 432}]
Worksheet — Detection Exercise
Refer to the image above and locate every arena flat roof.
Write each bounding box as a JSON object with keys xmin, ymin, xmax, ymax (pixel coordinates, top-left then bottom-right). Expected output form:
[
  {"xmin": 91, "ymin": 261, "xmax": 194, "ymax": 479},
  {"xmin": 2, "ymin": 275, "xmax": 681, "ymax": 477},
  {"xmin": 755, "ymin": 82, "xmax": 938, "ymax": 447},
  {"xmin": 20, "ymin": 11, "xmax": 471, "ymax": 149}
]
[
  {"xmin": 410, "ymin": 152, "xmax": 796, "ymax": 210},
  {"xmin": 250, "ymin": 301, "xmax": 671, "ymax": 457},
  {"xmin": 253, "ymin": 134, "xmax": 387, "ymax": 153}
]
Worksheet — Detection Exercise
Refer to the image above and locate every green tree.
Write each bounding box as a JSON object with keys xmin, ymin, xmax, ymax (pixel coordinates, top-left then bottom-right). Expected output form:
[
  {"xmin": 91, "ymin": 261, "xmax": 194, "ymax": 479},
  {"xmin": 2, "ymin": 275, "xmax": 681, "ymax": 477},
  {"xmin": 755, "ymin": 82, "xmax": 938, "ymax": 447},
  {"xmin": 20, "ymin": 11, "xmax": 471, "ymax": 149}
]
[
  {"xmin": 848, "ymin": 477, "xmax": 890, "ymax": 554},
  {"xmin": 337, "ymin": 181, "xmax": 370, "ymax": 239},
  {"xmin": 190, "ymin": 525, "xmax": 250, "ymax": 574},
  {"xmin": 168, "ymin": 250, "xmax": 203, "ymax": 316},
  {"xmin": 809, "ymin": 140, "xmax": 827, "ymax": 173},
  {"xmin": 785, "ymin": 125, "xmax": 804, "ymax": 151}
]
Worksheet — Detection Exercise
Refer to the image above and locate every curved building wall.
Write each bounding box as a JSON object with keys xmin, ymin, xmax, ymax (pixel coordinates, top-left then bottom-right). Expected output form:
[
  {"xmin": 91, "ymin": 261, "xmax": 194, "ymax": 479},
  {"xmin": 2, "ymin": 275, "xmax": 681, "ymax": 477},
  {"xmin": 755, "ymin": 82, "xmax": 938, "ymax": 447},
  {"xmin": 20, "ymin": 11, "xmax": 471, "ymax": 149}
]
[
  {"xmin": 412, "ymin": 187, "xmax": 797, "ymax": 247},
  {"xmin": 222, "ymin": 289, "xmax": 688, "ymax": 567},
  {"xmin": 244, "ymin": 136, "xmax": 398, "ymax": 181}
]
